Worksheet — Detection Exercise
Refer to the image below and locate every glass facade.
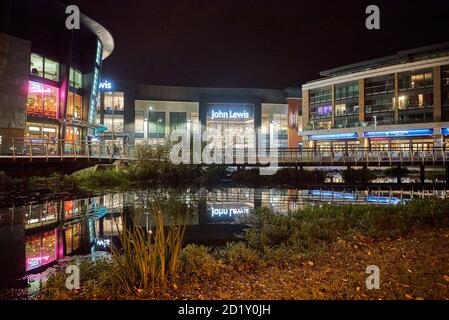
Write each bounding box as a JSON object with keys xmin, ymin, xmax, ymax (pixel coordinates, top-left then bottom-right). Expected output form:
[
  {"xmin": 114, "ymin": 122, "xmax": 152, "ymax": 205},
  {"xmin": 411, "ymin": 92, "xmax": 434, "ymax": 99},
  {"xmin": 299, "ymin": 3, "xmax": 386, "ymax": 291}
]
[
  {"xmin": 365, "ymin": 75, "xmax": 395, "ymax": 125},
  {"xmin": 442, "ymin": 65, "xmax": 449, "ymax": 121},
  {"xmin": 334, "ymin": 81, "xmax": 359, "ymax": 128},
  {"xmin": 309, "ymin": 86, "xmax": 332, "ymax": 130}
]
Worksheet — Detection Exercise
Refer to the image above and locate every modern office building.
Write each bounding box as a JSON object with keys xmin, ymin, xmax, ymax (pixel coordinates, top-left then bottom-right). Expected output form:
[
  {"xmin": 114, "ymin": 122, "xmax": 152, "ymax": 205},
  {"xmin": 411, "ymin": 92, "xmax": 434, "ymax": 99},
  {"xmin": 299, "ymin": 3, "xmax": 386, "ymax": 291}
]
[
  {"xmin": 301, "ymin": 42, "xmax": 449, "ymax": 151},
  {"xmin": 0, "ymin": 0, "xmax": 114, "ymax": 152},
  {"xmin": 95, "ymin": 81, "xmax": 302, "ymax": 148}
]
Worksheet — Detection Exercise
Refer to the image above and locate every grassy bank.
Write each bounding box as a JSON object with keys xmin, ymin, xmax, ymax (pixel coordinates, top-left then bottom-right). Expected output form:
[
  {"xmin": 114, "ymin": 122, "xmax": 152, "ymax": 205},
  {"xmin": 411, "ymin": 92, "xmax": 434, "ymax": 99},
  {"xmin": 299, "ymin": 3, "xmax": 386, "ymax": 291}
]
[{"xmin": 37, "ymin": 199, "xmax": 449, "ymax": 300}]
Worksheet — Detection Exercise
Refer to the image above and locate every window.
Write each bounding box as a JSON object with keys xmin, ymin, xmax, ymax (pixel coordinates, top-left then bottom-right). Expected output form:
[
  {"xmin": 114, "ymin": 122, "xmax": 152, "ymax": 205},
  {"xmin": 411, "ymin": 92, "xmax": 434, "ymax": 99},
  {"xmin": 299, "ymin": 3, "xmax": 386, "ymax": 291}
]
[
  {"xmin": 135, "ymin": 111, "xmax": 144, "ymax": 137},
  {"xmin": 399, "ymin": 68, "xmax": 433, "ymax": 90},
  {"xmin": 70, "ymin": 68, "xmax": 83, "ymax": 89},
  {"xmin": 104, "ymin": 92, "xmax": 124, "ymax": 111},
  {"xmin": 149, "ymin": 111, "xmax": 166, "ymax": 138},
  {"xmin": 67, "ymin": 92, "xmax": 83, "ymax": 120},
  {"xmin": 335, "ymin": 81, "xmax": 359, "ymax": 100},
  {"xmin": 30, "ymin": 54, "xmax": 43, "ymax": 77},
  {"xmin": 44, "ymin": 58, "xmax": 59, "ymax": 81},
  {"xmin": 309, "ymin": 87, "xmax": 332, "ymax": 105},
  {"xmin": 170, "ymin": 112, "xmax": 187, "ymax": 132},
  {"xmin": 442, "ymin": 65, "xmax": 449, "ymax": 86},
  {"xmin": 397, "ymin": 93, "xmax": 433, "ymax": 110},
  {"xmin": 27, "ymin": 81, "xmax": 58, "ymax": 118},
  {"xmin": 104, "ymin": 115, "xmax": 124, "ymax": 133},
  {"xmin": 30, "ymin": 53, "xmax": 60, "ymax": 82},
  {"xmin": 365, "ymin": 75, "xmax": 394, "ymax": 95}
]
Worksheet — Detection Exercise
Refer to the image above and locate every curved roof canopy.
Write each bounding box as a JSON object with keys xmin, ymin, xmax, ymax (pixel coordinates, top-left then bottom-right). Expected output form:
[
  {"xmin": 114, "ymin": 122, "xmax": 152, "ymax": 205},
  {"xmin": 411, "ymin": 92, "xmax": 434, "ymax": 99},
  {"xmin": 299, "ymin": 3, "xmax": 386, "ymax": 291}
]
[{"xmin": 80, "ymin": 13, "xmax": 114, "ymax": 60}]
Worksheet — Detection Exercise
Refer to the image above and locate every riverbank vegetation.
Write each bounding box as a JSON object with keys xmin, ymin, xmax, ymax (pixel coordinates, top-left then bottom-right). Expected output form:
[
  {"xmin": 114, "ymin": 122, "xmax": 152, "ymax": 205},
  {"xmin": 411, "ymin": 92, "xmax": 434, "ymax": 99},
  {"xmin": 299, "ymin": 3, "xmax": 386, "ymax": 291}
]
[{"xmin": 37, "ymin": 199, "xmax": 449, "ymax": 300}]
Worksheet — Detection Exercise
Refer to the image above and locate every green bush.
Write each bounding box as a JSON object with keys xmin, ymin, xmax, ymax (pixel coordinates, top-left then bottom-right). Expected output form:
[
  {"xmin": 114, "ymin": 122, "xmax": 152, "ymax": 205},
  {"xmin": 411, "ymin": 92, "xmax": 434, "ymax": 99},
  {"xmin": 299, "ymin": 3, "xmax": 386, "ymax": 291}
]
[
  {"xmin": 221, "ymin": 242, "xmax": 261, "ymax": 271},
  {"xmin": 73, "ymin": 169, "xmax": 130, "ymax": 190},
  {"xmin": 179, "ymin": 244, "xmax": 222, "ymax": 281}
]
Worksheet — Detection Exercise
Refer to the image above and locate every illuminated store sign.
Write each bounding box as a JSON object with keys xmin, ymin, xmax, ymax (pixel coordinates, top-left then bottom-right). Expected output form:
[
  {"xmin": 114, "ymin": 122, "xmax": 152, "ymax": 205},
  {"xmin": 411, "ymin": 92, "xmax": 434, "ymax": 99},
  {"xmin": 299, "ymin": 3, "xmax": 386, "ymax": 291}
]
[
  {"xmin": 308, "ymin": 190, "xmax": 356, "ymax": 201},
  {"xmin": 363, "ymin": 129, "xmax": 433, "ymax": 138},
  {"xmin": 29, "ymin": 82, "xmax": 52, "ymax": 94},
  {"xmin": 99, "ymin": 80, "xmax": 113, "ymax": 91},
  {"xmin": 207, "ymin": 103, "xmax": 254, "ymax": 121},
  {"xmin": 442, "ymin": 128, "xmax": 449, "ymax": 135},
  {"xmin": 309, "ymin": 132, "xmax": 358, "ymax": 141}
]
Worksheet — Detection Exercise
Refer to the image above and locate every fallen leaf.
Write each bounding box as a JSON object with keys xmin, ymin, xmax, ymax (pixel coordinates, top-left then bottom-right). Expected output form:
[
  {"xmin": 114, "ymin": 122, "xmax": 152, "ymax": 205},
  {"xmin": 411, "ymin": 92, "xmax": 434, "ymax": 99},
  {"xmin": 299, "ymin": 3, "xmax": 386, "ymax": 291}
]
[
  {"xmin": 443, "ymin": 275, "xmax": 449, "ymax": 282},
  {"xmin": 307, "ymin": 261, "xmax": 314, "ymax": 266},
  {"xmin": 405, "ymin": 294, "xmax": 413, "ymax": 300}
]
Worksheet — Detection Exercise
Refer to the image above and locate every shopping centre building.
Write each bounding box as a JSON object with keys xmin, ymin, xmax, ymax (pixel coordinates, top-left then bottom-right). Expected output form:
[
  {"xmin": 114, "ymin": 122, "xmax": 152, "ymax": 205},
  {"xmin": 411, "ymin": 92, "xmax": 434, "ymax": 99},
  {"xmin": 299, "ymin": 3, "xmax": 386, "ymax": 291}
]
[
  {"xmin": 301, "ymin": 42, "xmax": 449, "ymax": 151},
  {"xmin": 95, "ymin": 81, "xmax": 302, "ymax": 148},
  {"xmin": 0, "ymin": 0, "xmax": 114, "ymax": 153}
]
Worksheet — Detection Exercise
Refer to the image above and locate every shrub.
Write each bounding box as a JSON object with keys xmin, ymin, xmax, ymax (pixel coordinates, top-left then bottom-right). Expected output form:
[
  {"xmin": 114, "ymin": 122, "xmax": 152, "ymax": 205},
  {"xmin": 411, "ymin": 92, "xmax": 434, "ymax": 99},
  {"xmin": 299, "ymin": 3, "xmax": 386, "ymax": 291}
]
[
  {"xmin": 222, "ymin": 242, "xmax": 261, "ymax": 271},
  {"xmin": 73, "ymin": 168, "xmax": 130, "ymax": 190},
  {"xmin": 179, "ymin": 244, "xmax": 222, "ymax": 281},
  {"xmin": 244, "ymin": 199, "xmax": 449, "ymax": 251}
]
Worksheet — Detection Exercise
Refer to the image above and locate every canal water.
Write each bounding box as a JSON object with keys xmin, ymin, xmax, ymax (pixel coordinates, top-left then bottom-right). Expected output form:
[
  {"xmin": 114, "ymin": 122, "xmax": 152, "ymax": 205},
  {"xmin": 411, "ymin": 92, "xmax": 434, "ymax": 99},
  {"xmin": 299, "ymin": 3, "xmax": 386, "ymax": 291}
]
[{"xmin": 0, "ymin": 186, "xmax": 447, "ymax": 295}]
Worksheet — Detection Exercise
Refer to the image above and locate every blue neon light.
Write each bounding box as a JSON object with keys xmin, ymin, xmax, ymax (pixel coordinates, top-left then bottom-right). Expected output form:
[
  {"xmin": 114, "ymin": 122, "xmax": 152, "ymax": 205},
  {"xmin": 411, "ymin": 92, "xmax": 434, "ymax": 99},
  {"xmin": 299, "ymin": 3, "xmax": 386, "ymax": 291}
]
[
  {"xmin": 363, "ymin": 129, "xmax": 433, "ymax": 138},
  {"xmin": 309, "ymin": 132, "xmax": 358, "ymax": 141},
  {"xmin": 308, "ymin": 190, "xmax": 357, "ymax": 201},
  {"xmin": 442, "ymin": 128, "xmax": 449, "ymax": 135}
]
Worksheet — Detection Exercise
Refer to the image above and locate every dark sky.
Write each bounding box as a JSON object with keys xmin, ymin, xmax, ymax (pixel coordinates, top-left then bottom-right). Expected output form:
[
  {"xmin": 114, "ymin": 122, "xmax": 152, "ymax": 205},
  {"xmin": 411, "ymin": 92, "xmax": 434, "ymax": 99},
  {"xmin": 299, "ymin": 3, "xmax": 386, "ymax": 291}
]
[{"xmin": 70, "ymin": 0, "xmax": 449, "ymax": 89}]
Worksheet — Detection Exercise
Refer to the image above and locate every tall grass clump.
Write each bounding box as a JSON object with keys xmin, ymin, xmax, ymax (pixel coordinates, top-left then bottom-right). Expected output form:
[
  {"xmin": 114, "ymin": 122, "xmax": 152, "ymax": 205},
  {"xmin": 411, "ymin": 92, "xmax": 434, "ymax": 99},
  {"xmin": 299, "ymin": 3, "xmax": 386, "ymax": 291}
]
[{"xmin": 111, "ymin": 196, "xmax": 192, "ymax": 293}]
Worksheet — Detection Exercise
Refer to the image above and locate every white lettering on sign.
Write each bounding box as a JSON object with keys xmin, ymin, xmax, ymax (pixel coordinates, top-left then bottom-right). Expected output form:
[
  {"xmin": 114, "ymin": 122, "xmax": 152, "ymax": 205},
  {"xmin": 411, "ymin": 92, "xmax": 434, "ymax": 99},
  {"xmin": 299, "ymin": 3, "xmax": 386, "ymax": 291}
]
[
  {"xmin": 210, "ymin": 207, "xmax": 250, "ymax": 217},
  {"xmin": 99, "ymin": 81, "xmax": 112, "ymax": 90},
  {"xmin": 210, "ymin": 109, "xmax": 250, "ymax": 120}
]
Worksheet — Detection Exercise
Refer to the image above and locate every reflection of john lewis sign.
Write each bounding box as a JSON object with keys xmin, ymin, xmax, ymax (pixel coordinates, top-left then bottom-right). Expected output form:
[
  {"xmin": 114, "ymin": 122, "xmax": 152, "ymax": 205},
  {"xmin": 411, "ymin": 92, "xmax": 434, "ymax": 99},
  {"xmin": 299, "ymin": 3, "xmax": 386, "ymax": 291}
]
[{"xmin": 210, "ymin": 207, "xmax": 250, "ymax": 217}]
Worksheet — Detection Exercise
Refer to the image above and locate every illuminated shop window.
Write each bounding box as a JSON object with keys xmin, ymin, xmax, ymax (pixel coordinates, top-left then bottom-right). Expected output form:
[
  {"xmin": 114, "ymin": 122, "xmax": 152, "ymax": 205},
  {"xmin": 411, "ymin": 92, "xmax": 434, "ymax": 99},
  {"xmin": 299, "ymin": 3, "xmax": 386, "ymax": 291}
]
[
  {"xmin": 67, "ymin": 92, "xmax": 83, "ymax": 120},
  {"xmin": 69, "ymin": 68, "xmax": 83, "ymax": 89},
  {"xmin": 104, "ymin": 92, "xmax": 124, "ymax": 111},
  {"xmin": 104, "ymin": 114, "xmax": 124, "ymax": 133},
  {"xmin": 25, "ymin": 230, "xmax": 57, "ymax": 271},
  {"xmin": 27, "ymin": 81, "xmax": 58, "ymax": 118}
]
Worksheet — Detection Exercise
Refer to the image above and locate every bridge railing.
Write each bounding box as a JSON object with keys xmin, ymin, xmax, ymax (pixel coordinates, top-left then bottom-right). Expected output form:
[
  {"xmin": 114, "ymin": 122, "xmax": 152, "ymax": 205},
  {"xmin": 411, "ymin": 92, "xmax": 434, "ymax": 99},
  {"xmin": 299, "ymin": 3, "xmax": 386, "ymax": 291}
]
[
  {"xmin": 0, "ymin": 137, "xmax": 448, "ymax": 164},
  {"xmin": 0, "ymin": 137, "xmax": 136, "ymax": 161}
]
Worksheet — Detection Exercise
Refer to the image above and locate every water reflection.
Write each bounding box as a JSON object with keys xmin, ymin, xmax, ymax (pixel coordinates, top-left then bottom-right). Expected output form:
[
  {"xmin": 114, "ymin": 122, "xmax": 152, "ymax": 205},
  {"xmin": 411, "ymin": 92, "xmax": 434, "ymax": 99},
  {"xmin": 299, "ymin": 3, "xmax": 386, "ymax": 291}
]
[{"xmin": 0, "ymin": 187, "xmax": 448, "ymax": 291}]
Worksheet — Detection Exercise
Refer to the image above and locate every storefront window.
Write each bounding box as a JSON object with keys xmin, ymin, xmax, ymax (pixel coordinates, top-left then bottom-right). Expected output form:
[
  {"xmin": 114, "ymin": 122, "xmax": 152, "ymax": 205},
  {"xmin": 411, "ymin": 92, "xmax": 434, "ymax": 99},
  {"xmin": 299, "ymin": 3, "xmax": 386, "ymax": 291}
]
[
  {"xmin": 170, "ymin": 112, "xmax": 187, "ymax": 132},
  {"xmin": 104, "ymin": 114, "xmax": 124, "ymax": 133},
  {"xmin": 149, "ymin": 111, "xmax": 166, "ymax": 138},
  {"xmin": 27, "ymin": 81, "xmax": 59, "ymax": 118},
  {"xmin": 67, "ymin": 92, "xmax": 83, "ymax": 120},
  {"xmin": 135, "ymin": 111, "xmax": 144, "ymax": 138},
  {"xmin": 104, "ymin": 92, "xmax": 124, "ymax": 111}
]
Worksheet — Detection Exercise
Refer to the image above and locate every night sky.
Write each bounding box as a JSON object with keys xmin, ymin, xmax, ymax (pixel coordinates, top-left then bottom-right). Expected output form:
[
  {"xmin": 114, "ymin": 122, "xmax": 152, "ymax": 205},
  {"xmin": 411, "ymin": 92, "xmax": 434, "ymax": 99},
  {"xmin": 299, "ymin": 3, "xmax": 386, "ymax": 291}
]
[{"xmin": 70, "ymin": 0, "xmax": 449, "ymax": 89}]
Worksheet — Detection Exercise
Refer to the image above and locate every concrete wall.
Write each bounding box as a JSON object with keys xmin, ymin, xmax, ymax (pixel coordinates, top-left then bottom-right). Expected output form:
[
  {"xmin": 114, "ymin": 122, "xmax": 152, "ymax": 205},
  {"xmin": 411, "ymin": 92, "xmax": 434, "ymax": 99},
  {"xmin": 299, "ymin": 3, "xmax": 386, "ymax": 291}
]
[{"xmin": 0, "ymin": 33, "xmax": 30, "ymax": 152}]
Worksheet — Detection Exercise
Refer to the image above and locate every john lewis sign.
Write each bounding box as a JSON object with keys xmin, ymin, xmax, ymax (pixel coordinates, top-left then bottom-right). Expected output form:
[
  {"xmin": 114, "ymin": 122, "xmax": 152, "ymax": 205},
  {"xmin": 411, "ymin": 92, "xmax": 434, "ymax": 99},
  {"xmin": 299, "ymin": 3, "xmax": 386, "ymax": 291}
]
[{"xmin": 207, "ymin": 103, "xmax": 254, "ymax": 121}]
